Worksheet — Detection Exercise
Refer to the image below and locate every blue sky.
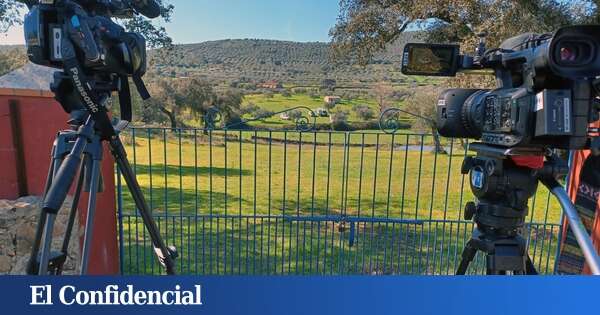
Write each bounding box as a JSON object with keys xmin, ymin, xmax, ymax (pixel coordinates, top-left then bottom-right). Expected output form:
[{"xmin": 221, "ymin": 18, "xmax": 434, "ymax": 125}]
[
  {"xmin": 164, "ymin": 0, "xmax": 340, "ymax": 43},
  {"xmin": 0, "ymin": 0, "xmax": 341, "ymax": 45}
]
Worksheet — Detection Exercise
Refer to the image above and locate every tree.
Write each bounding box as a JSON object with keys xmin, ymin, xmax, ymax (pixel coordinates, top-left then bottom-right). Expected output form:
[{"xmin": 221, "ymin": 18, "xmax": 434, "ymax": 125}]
[
  {"xmin": 352, "ymin": 104, "xmax": 375, "ymax": 121},
  {"xmin": 120, "ymin": 0, "xmax": 175, "ymax": 49},
  {"xmin": 214, "ymin": 89, "xmax": 244, "ymax": 125},
  {"xmin": 281, "ymin": 89, "xmax": 292, "ymax": 97},
  {"xmin": 254, "ymin": 108, "xmax": 275, "ymax": 121},
  {"xmin": 321, "ymin": 79, "xmax": 337, "ymax": 91},
  {"xmin": 331, "ymin": 110, "xmax": 351, "ymax": 131},
  {"xmin": 241, "ymin": 103, "xmax": 261, "ymax": 116},
  {"xmin": 404, "ymin": 87, "xmax": 446, "ymax": 153},
  {"xmin": 145, "ymin": 79, "xmax": 180, "ymax": 129},
  {"xmin": 0, "ymin": 0, "xmax": 23, "ymax": 32},
  {"xmin": 0, "ymin": 48, "xmax": 27, "ymax": 76},
  {"xmin": 330, "ymin": 0, "xmax": 590, "ymax": 66},
  {"xmin": 372, "ymin": 81, "xmax": 393, "ymax": 113},
  {"xmin": 287, "ymin": 110, "xmax": 304, "ymax": 121},
  {"xmin": 176, "ymin": 78, "xmax": 216, "ymax": 124}
]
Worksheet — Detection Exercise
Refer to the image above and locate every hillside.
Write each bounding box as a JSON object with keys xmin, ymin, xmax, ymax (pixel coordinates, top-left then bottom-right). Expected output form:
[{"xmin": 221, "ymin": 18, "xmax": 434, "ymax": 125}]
[
  {"xmin": 2, "ymin": 32, "xmax": 423, "ymax": 87},
  {"xmin": 151, "ymin": 32, "xmax": 423, "ymax": 87}
]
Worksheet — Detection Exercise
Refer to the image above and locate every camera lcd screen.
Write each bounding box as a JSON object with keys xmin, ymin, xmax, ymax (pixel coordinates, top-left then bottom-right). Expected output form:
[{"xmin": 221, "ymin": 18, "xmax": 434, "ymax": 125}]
[{"xmin": 402, "ymin": 44, "xmax": 459, "ymax": 76}]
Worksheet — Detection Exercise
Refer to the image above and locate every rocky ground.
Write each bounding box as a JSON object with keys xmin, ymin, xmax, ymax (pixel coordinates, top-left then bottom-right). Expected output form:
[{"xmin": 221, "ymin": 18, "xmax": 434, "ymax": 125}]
[{"xmin": 0, "ymin": 196, "xmax": 80, "ymax": 275}]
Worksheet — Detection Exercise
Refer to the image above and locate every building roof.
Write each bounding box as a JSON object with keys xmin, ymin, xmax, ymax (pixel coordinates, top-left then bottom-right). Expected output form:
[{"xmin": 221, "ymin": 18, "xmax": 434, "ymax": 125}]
[{"xmin": 0, "ymin": 63, "xmax": 56, "ymax": 91}]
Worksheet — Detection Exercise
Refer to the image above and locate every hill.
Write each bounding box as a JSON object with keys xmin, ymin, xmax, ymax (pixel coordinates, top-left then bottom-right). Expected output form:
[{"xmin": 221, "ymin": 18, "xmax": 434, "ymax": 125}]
[
  {"xmin": 1, "ymin": 32, "xmax": 424, "ymax": 87},
  {"xmin": 151, "ymin": 32, "xmax": 423, "ymax": 88}
]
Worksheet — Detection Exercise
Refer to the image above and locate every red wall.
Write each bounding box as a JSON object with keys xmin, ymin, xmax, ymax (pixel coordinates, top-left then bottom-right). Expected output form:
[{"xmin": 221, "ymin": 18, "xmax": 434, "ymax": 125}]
[{"xmin": 0, "ymin": 89, "xmax": 119, "ymax": 275}]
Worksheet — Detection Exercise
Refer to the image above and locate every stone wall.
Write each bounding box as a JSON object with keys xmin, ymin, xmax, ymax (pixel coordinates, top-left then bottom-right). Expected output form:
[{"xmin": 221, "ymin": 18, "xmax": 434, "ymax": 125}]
[{"xmin": 0, "ymin": 196, "xmax": 80, "ymax": 275}]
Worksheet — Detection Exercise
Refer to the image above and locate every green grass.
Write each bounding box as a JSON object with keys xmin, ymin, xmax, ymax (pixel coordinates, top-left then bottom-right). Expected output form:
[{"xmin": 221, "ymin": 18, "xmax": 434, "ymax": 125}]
[
  {"xmin": 118, "ymin": 130, "xmax": 562, "ymax": 275},
  {"xmin": 242, "ymin": 93, "xmax": 382, "ymax": 124}
]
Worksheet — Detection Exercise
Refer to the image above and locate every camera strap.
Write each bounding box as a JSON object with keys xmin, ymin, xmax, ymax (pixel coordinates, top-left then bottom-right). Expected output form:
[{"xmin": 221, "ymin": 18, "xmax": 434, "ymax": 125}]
[
  {"xmin": 117, "ymin": 74, "xmax": 151, "ymax": 125},
  {"xmin": 118, "ymin": 75, "xmax": 133, "ymax": 123},
  {"xmin": 133, "ymin": 75, "xmax": 151, "ymax": 100}
]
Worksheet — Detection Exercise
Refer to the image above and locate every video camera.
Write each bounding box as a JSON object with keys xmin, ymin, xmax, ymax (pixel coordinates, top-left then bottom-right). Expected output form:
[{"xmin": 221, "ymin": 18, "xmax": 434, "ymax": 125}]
[
  {"xmin": 22, "ymin": 0, "xmax": 160, "ymax": 77},
  {"xmin": 20, "ymin": 0, "xmax": 162, "ymax": 133},
  {"xmin": 402, "ymin": 25, "xmax": 600, "ymax": 150}
]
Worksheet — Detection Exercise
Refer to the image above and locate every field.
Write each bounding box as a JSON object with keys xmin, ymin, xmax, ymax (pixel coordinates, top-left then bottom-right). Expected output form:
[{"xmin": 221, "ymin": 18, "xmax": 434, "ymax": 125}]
[
  {"xmin": 118, "ymin": 129, "xmax": 563, "ymax": 275},
  {"xmin": 243, "ymin": 93, "xmax": 380, "ymax": 122}
]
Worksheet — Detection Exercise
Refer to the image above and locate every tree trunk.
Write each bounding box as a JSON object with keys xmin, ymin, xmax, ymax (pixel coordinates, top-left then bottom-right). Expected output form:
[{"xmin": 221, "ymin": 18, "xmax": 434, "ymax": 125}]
[
  {"xmin": 432, "ymin": 127, "xmax": 447, "ymax": 154},
  {"xmin": 159, "ymin": 106, "xmax": 177, "ymax": 129}
]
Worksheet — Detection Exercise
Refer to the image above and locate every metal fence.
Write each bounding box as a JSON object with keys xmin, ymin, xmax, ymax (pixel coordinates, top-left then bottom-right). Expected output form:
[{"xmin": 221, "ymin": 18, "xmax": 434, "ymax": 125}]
[{"xmin": 116, "ymin": 127, "xmax": 563, "ymax": 275}]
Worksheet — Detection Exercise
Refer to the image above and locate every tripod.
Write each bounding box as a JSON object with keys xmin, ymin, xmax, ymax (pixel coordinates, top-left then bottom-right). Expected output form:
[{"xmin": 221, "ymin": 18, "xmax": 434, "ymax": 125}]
[
  {"xmin": 26, "ymin": 77, "xmax": 177, "ymax": 276},
  {"xmin": 456, "ymin": 144, "xmax": 568, "ymax": 275}
]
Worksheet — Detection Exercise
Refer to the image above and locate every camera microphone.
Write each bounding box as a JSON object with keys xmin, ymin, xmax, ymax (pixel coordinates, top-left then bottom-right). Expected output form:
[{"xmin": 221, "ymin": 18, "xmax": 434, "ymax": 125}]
[{"xmin": 131, "ymin": 0, "xmax": 161, "ymax": 19}]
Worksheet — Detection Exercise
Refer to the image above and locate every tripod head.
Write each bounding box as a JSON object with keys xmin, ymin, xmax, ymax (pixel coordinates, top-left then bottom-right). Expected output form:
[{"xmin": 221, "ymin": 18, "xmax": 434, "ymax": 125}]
[
  {"xmin": 462, "ymin": 143, "xmax": 569, "ymax": 237},
  {"xmin": 456, "ymin": 143, "xmax": 570, "ymax": 274}
]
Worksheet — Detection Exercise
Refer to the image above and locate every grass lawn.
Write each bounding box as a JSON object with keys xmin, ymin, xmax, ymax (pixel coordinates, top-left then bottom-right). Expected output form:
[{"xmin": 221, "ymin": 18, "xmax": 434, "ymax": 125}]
[
  {"xmin": 242, "ymin": 93, "xmax": 383, "ymax": 125},
  {"xmin": 118, "ymin": 129, "xmax": 563, "ymax": 275}
]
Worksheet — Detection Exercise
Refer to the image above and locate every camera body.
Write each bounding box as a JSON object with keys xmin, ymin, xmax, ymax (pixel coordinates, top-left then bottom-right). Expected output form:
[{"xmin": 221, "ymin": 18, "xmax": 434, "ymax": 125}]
[
  {"xmin": 22, "ymin": 0, "xmax": 158, "ymax": 77},
  {"xmin": 402, "ymin": 25, "xmax": 600, "ymax": 150}
]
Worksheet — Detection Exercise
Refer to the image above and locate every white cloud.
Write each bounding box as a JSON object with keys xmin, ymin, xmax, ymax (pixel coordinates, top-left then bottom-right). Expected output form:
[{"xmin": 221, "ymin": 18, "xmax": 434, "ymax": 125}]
[{"xmin": 0, "ymin": 25, "xmax": 25, "ymax": 45}]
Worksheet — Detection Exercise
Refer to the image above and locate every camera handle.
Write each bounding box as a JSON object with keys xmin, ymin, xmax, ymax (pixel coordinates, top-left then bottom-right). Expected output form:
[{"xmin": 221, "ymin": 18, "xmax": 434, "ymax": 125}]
[{"xmin": 540, "ymin": 178, "xmax": 600, "ymax": 275}]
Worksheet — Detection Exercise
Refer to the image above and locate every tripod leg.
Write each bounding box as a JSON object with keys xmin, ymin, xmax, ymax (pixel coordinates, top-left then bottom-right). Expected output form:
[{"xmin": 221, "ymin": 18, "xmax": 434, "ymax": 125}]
[
  {"xmin": 526, "ymin": 255, "xmax": 538, "ymax": 275},
  {"xmin": 27, "ymin": 150, "xmax": 57, "ymax": 275},
  {"xmin": 38, "ymin": 213, "xmax": 57, "ymax": 275},
  {"xmin": 110, "ymin": 136, "xmax": 176, "ymax": 275},
  {"xmin": 80, "ymin": 158, "xmax": 101, "ymax": 275},
  {"xmin": 456, "ymin": 240, "xmax": 478, "ymax": 275},
  {"xmin": 57, "ymin": 159, "xmax": 86, "ymax": 275}
]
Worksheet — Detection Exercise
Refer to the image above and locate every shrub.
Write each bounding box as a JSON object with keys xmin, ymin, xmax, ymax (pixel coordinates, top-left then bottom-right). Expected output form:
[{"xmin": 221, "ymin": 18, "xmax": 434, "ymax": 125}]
[
  {"xmin": 254, "ymin": 109, "xmax": 275, "ymax": 120},
  {"xmin": 331, "ymin": 110, "xmax": 352, "ymax": 131},
  {"xmin": 287, "ymin": 110, "xmax": 304, "ymax": 120},
  {"xmin": 241, "ymin": 103, "xmax": 261, "ymax": 115},
  {"xmin": 352, "ymin": 104, "xmax": 375, "ymax": 121}
]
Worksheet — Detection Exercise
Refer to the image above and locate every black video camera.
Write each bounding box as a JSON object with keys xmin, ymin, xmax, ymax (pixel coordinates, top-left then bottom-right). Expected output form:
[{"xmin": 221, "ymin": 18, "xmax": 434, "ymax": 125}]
[
  {"xmin": 22, "ymin": 0, "xmax": 160, "ymax": 77},
  {"xmin": 20, "ymin": 0, "xmax": 162, "ymax": 131},
  {"xmin": 402, "ymin": 26, "xmax": 600, "ymax": 150}
]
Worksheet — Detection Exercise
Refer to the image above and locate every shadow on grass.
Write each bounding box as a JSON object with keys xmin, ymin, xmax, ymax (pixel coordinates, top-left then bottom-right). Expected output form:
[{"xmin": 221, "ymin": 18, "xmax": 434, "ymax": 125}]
[
  {"xmin": 121, "ymin": 217, "xmax": 560, "ymax": 276},
  {"xmin": 131, "ymin": 163, "xmax": 253, "ymax": 177}
]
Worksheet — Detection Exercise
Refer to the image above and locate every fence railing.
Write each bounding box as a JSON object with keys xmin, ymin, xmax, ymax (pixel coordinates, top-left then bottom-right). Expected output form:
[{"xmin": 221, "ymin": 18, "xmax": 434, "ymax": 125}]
[{"xmin": 116, "ymin": 128, "xmax": 563, "ymax": 275}]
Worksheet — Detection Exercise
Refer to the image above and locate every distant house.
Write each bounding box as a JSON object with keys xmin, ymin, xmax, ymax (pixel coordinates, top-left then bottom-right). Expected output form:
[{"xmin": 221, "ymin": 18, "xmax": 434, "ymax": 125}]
[
  {"xmin": 258, "ymin": 80, "xmax": 283, "ymax": 89},
  {"xmin": 324, "ymin": 96, "xmax": 341, "ymax": 106}
]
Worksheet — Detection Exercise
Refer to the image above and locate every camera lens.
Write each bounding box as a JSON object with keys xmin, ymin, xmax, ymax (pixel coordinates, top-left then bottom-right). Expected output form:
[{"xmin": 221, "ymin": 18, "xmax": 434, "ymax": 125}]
[
  {"xmin": 559, "ymin": 46, "xmax": 577, "ymax": 62},
  {"xmin": 436, "ymin": 89, "xmax": 486, "ymax": 139},
  {"xmin": 555, "ymin": 40, "xmax": 593, "ymax": 66}
]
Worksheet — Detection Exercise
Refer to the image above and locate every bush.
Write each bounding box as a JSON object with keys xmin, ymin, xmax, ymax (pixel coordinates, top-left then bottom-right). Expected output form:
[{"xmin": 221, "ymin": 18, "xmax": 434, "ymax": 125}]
[
  {"xmin": 281, "ymin": 90, "xmax": 292, "ymax": 97},
  {"xmin": 352, "ymin": 104, "xmax": 375, "ymax": 121},
  {"xmin": 287, "ymin": 110, "xmax": 304, "ymax": 120},
  {"xmin": 331, "ymin": 110, "xmax": 352, "ymax": 131},
  {"xmin": 254, "ymin": 109, "xmax": 275, "ymax": 120},
  {"xmin": 241, "ymin": 103, "xmax": 261, "ymax": 115},
  {"xmin": 293, "ymin": 87, "xmax": 307, "ymax": 94}
]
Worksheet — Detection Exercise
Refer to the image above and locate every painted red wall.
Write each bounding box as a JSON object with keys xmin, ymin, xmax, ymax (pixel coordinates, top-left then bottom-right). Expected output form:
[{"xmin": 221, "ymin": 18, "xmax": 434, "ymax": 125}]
[{"xmin": 0, "ymin": 89, "xmax": 119, "ymax": 275}]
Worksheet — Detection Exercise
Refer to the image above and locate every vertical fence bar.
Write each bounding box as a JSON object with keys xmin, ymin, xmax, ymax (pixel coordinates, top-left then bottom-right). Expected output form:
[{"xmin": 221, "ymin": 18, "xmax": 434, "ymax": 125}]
[
  {"xmin": 193, "ymin": 129, "xmax": 198, "ymax": 275},
  {"xmin": 117, "ymin": 167, "xmax": 124, "ymax": 274},
  {"xmin": 268, "ymin": 131, "xmax": 273, "ymax": 274}
]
